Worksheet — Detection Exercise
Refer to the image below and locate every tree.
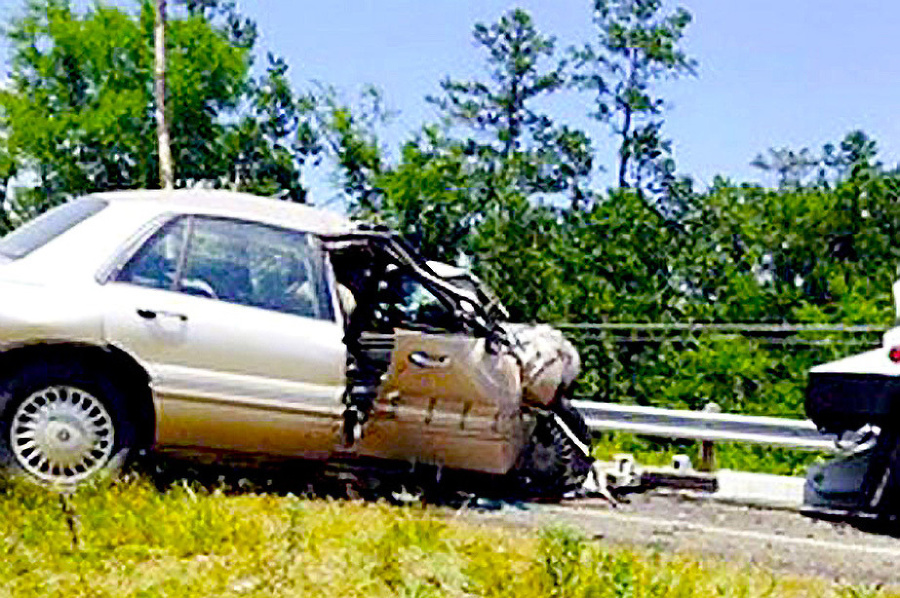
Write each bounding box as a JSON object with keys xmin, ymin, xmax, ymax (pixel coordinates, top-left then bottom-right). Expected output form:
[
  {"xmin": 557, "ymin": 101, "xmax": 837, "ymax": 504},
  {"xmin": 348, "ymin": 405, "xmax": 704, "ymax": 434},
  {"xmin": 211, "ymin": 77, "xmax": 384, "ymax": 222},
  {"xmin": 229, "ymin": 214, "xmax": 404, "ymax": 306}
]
[
  {"xmin": 752, "ymin": 131, "xmax": 881, "ymax": 189},
  {"xmin": 469, "ymin": 195, "xmax": 569, "ymax": 321},
  {"xmin": 822, "ymin": 130, "xmax": 880, "ymax": 182},
  {"xmin": 428, "ymin": 8, "xmax": 593, "ymax": 205},
  {"xmin": 311, "ymin": 85, "xmax": 389, "ymax": 211},
  {"xmin": 373, "ymin": 128, "xmax": 480, "ymax": 262},
  {"xmin": 0, "ymin": 0, "xmax": 319, "ymax": 215},
  {"xmin": 750, "ymin": 147, "xmax": 819, "ymax": 188},
  {"xmin": 573, "ymin": 0, "xmax": 695, "ymax": 191},
  {"xmin": 430, "ymin": 8, "xmax": 561, "ymax": 158},
  {"xmin": 218, "ymin": 54, "xmax": 321, "ymax": 202}
]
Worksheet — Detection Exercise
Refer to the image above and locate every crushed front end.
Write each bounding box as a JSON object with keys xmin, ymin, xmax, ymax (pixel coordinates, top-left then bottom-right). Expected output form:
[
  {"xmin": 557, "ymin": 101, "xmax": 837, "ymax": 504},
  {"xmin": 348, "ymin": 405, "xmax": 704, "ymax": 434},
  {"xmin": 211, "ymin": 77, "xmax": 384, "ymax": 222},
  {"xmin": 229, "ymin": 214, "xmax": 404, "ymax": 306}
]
[{"xmin": 324, "ymin": 228, "xmax": 593, "ymax": 496}]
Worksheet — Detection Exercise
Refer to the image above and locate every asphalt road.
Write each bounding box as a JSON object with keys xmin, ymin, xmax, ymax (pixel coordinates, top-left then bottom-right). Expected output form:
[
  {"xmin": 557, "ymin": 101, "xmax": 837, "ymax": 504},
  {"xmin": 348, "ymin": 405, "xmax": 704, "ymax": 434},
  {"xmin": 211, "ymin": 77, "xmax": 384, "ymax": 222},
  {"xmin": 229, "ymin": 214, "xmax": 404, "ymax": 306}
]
[{"xmin": 467, "ymin": 492, "xmax": 900, "ymax": 587}]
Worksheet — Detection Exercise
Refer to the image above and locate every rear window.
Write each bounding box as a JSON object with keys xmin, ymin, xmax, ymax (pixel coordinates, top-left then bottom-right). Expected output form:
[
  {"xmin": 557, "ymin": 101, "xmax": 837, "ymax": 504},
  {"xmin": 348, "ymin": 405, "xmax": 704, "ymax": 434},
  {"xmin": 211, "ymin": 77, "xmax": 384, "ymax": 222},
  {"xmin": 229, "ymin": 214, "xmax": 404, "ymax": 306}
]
[{"xmin": 0, "ymin": 198, "xmax": 109, "ymax": 260}]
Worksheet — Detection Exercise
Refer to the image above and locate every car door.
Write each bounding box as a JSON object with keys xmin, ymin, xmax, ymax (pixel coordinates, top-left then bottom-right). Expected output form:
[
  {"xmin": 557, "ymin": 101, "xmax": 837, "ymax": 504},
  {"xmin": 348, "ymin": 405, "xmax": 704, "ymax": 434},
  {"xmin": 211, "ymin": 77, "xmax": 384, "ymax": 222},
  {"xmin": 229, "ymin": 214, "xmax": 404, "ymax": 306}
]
[
  {"xmin": 355, "ymin": 274, "xmax": 525, "ymax": 474},
  {"xmin": 102, "ymin": 215, "xmax": 346, "ymax": 457}
]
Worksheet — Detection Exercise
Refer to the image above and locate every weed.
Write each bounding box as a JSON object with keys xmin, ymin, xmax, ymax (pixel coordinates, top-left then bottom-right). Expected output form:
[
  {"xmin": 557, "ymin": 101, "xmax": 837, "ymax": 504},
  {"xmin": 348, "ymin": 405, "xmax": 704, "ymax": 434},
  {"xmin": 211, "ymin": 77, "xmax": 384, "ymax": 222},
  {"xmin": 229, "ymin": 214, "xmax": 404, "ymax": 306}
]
[{"xmin": 0, "ymin": 476, "xmax": 894, "ymax": 597}]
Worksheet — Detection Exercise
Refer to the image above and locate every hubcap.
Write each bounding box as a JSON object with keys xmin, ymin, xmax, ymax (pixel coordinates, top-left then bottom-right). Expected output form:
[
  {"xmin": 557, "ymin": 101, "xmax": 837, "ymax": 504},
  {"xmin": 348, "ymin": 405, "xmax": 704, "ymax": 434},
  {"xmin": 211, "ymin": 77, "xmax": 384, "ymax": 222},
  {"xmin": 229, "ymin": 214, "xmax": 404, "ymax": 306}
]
[{"xmin": 10, "ymin": 386, "xmax": 114, "ymax": 484}]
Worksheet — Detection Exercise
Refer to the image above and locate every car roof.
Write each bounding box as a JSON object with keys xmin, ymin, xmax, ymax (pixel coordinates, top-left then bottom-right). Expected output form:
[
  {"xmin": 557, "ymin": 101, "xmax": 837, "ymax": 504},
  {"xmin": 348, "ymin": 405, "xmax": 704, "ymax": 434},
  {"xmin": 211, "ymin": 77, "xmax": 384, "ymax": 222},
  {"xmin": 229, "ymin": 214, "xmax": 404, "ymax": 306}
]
[{"xmin": 92, "ymin": 189, "xmax": 354, "ymax": 235}]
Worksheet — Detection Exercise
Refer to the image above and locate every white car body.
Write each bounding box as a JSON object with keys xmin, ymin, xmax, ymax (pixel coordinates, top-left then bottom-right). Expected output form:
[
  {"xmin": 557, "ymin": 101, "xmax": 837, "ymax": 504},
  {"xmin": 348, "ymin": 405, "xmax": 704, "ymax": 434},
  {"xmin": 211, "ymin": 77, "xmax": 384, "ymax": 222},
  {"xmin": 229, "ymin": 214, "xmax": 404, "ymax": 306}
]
[{"xmin": 806, "ymin": 282, "xmax": 900, "ymax": 435}]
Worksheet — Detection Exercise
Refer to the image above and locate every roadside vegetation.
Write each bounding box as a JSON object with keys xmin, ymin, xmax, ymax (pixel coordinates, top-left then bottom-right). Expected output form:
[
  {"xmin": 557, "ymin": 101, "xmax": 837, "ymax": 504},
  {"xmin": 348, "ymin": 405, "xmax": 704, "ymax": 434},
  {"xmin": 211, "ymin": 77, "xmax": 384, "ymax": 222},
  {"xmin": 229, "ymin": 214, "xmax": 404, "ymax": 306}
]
[
  {"xmin": 0, "ymin": 476, "xmax": 893, "ymax": 597},
  {"xmin": 1, "ymin": 0, "xmax": 898, "ymax": 475}
]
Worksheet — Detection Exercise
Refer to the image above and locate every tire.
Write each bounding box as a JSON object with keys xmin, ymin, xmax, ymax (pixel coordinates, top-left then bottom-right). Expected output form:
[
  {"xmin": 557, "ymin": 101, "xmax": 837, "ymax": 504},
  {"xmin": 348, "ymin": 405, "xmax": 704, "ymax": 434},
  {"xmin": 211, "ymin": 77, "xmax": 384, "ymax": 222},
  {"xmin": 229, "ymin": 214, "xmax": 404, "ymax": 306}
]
[
  {"xmin": 0, "ymin": 359, "xmax": 136, "ymax": 487},
  {"xmin": 513, "ymin": 410, "xmax": 593, "ymax": 500},
  {"xmin": 860, "ymin": 430, "xmax": 900, "ymax": 515}
]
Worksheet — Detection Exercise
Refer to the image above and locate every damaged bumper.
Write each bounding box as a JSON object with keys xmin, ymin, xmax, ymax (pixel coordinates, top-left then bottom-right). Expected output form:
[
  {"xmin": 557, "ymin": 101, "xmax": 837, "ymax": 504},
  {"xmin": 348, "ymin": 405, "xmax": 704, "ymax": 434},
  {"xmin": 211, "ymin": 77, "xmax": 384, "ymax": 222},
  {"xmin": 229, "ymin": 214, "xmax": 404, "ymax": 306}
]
[
  {"xmin": 807, "ymin": 372, "xmax": 900, "ymax": 434},
  {"xmin": 505, "ymin": 324, "xmax": 581, "ymax": 408},
  {"xmin": 807, "ymin": 348, "xmax": 900, "ymax": 434}
]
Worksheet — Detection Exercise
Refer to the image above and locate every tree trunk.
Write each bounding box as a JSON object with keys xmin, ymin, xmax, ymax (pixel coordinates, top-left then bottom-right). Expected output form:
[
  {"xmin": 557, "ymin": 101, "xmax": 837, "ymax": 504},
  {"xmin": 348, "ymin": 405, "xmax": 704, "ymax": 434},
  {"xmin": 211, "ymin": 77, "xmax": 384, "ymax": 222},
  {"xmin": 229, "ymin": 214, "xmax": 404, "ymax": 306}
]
[
  {"xmin": 618, "ymin": 103, "xmax": 631, "ymax": 188},
  {"xmin": 504, "ymin": 79, "xmax": 520, "ymax": 159},
  {"xmin": 618, "ymin": 48, "xmax": 638, "ymax": 189},
  {"xmin": 154, "ymin": 0, "xmax": 173, "ymax": 190}
]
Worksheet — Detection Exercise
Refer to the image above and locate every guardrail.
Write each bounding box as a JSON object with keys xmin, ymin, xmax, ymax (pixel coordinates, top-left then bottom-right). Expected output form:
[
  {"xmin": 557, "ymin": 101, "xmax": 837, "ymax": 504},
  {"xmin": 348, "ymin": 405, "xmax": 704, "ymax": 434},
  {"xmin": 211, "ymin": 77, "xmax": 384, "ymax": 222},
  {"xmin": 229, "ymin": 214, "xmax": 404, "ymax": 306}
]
[
  {"xmin": 557, "ymin": 323, "xmax": 886, "ymax": 334},
  {"xmin": 572, "ymin": 399, "xmax": 839, "ymax": 452}
]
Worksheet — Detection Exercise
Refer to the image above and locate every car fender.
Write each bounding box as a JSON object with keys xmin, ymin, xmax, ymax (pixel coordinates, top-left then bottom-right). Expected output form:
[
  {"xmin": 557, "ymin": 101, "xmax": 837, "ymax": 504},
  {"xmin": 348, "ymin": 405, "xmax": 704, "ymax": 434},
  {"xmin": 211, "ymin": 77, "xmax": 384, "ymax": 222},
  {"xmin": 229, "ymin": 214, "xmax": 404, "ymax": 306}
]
[{"xmin": 0, "ymin": 280, "xmax": 106, "ymax": 348}]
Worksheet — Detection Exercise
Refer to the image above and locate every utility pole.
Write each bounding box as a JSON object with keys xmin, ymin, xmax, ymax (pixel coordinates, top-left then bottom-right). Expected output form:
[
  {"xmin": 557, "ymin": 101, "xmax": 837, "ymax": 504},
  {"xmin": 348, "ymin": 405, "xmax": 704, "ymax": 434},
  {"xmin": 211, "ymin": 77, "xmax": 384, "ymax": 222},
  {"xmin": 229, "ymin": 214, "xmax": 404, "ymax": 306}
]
[{"xmin": 154, "ymin": 0, "xmax": 173, "ymax": 189}]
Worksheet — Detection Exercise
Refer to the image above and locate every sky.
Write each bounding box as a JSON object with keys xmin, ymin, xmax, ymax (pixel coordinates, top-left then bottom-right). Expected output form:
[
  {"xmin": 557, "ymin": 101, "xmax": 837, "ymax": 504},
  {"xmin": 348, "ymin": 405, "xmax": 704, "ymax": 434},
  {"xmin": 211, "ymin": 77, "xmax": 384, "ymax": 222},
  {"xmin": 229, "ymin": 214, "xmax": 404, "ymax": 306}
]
[
  {"xmin": 2, "ymin": 0, "xmax": 900, "ymax": 200},
  {"xmin": 247, "ymin": 0, "xmax": 900, "ymax": 194}
]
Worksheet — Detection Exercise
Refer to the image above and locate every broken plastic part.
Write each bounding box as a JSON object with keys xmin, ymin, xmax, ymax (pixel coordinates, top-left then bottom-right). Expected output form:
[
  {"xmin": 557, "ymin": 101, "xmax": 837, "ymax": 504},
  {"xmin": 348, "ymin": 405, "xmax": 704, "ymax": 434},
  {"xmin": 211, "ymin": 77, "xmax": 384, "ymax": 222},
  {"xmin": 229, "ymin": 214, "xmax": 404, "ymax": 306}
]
[{"xmin": 835, "ymin": 424, "xmax": 880, "ymax": 454}]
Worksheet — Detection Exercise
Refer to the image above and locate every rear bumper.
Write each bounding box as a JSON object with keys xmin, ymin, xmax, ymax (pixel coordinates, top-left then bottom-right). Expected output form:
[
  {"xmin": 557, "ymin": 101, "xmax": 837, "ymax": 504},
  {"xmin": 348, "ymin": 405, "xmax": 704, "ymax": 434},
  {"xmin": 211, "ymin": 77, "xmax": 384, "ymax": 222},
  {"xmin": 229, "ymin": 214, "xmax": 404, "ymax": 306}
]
[{"xmin": 806, "ymin": 372, "xmax": 900, "ymax": 433}]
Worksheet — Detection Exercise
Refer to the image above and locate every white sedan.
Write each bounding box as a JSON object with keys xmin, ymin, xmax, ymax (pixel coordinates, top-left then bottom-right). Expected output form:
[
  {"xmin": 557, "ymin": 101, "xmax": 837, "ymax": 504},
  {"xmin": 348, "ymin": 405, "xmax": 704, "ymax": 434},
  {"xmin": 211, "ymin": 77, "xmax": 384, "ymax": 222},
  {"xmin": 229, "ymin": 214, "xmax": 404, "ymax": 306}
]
[{"xmin": 0, "ymin": 190, "xmax": 591, "ymax": 496}]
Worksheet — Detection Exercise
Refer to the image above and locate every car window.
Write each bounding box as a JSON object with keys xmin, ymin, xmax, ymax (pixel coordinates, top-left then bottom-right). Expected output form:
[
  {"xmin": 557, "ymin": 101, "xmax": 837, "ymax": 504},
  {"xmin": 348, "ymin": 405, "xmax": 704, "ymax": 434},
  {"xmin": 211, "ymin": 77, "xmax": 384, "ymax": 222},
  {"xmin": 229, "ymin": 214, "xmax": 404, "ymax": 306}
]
[
  {"xmin": 118, "ymin": 216, "xmax": 334, "ymax": 321},
  {"xmin": 0, "ymin": 197, "xmax": 108, "ymax": 260},
  {"xmin": 379, "ymin": 274, "xmax": 458, "ymax": 331},
  {"xmin": 116, "ymin": 217, "xmax": 189, "ymax": 290}
]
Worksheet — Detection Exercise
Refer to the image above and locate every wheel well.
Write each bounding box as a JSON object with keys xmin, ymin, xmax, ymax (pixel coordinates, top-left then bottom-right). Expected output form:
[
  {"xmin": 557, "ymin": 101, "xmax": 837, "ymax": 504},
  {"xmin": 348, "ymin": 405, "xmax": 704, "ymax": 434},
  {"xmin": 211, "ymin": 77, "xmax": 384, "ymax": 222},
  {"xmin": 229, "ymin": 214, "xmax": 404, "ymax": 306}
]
[{"xmin": 0, "ymin": 342, "xmax": 156, "ymax": 450}]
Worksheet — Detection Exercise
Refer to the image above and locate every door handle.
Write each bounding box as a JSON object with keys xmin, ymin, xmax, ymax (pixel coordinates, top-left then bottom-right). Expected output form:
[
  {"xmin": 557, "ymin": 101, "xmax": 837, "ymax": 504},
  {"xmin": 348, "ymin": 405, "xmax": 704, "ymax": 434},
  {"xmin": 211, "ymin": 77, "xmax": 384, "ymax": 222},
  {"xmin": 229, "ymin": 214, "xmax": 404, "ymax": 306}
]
[
  {"xmin": 137, "ymin": 309, "xmax": 188, "ymax": 322},
  {"xmin": 409, "ymin": 351, "xmax": 450, "ymax": 368}
]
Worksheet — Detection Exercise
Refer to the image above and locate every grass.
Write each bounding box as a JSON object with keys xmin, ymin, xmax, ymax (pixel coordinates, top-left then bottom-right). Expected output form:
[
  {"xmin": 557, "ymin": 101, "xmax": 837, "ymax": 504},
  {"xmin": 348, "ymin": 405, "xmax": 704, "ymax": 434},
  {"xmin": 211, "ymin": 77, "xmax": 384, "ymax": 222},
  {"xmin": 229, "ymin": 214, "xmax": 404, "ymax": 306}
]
[{"xmin": 0, "ymin": 475, "xmax": 894, "ymax": 597}]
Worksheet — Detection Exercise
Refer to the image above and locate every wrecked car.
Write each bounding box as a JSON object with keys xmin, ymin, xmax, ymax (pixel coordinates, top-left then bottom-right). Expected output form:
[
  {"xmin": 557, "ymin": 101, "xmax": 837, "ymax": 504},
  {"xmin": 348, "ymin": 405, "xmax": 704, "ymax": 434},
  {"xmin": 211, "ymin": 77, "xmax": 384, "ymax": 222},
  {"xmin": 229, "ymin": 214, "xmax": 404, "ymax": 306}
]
[{"xmin": 0, "ymin": 189, "xmax": 592, "ymax": 496}]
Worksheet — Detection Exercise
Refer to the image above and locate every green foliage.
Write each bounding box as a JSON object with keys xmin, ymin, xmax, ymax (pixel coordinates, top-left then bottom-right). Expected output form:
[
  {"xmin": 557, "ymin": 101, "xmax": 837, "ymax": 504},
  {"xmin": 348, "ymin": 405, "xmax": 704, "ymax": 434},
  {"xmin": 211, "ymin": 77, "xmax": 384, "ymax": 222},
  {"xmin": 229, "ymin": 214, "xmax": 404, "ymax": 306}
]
[
  {"xmin": 0, "ymin": 0, "xmax": 320, "ymax": 218},
  {"xmin": 476, "ymin": 168, "xmax": 900, "ymax": 329},
  {"xmin": 373, "ymin": 129, "xmax": 479, "ymax": 262},
  {"xmin": 217, "ymin": 53, "xmax": 322, "ymax": 202},
  {"xmin": 563, "ymin": 189, "xmax": 681, "ymax": 321},
  {"xmin": 572, "ymin": 0, "xmax": 696, "ymax": 191},
  {"xmin": 428, "ymin": 8, "xmax": 593, "ymax": 205},
  {"xmin": 429, "ymin": 8, "xmax": 563, "ymax": 158},
  {"xmin": 683, "ymin": 174, "xmax": 900, "ymax": 323},
  {"xmin": 825, "ymin": 130, "xmax": 881, "ymax": 181},
  {"xmin": 751, "ymin": 147, "xmax": 820, "ymax": 189},
  {"xmin": 752, "ymin": 130, "xmax": 883, "ymax": 189},
  {"xmin": 469, "ymin": 188, "xmax": 684, "ymax": 324},
  {"xmin": 470, "ymin": 197, "xmax": 570, "ymax": 321},
  {"xmin": 312, "ymin": 84, "xmax": 390, "ymax": 211}
]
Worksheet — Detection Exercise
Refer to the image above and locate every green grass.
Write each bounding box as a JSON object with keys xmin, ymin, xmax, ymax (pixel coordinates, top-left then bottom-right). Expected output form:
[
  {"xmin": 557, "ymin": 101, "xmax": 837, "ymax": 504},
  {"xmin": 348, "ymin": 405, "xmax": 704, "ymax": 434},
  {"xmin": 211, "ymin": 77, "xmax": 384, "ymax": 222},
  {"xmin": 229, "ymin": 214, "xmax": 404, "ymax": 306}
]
[{"xmin": 0, "ymin": 476, "xmax": 894, "ymax": 597}]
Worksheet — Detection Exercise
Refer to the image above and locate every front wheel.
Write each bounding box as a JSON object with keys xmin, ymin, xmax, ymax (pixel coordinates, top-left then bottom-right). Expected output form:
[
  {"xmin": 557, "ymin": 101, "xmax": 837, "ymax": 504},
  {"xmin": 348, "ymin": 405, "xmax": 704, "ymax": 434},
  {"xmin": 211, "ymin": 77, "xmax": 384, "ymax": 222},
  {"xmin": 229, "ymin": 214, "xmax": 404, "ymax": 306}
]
[
  {"xmin": 0, "ymin": 360, "xmax": 135, "ymax": 487},
  {"xmin": 512, "ymin": 409, "xmax": 593, "ymax": 499}
]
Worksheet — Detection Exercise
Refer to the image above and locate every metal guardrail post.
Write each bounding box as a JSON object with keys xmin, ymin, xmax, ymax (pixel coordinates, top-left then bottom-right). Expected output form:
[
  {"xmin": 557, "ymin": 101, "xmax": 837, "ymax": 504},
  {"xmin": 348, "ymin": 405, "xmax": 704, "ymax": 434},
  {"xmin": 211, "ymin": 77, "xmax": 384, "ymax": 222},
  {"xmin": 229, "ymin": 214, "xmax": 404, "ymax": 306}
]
[{"xmin": 698, "ymin": 403, "xmax": 721, "ymax": 472}]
